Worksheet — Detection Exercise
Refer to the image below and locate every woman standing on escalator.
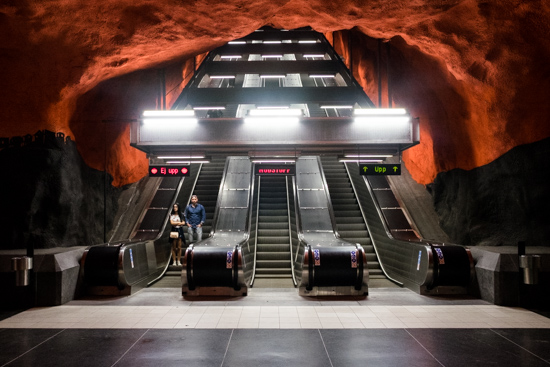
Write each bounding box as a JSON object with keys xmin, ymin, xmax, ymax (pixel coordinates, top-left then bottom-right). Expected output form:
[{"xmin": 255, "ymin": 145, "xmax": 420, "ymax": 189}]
[{"xmin": 170, "ymin": 203, "xmax": 186, "ymax": 266}]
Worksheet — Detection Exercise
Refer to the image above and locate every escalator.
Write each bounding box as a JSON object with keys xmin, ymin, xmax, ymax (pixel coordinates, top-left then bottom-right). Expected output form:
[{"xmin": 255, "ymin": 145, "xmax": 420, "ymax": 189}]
[
  {"xmin": 81, "ymin": 176, "xmax": 185, "ymax": 295},
  {"xmin": 320, "ymin": 156, "xmax": 384, "ymax": 280},
  {"xmin": 182, "ymin": 156, "xmax": 253, "ymax": 296},
  {"xmin": 151, "ymin": 156, "xmax": 226, "ymax": 287},
  {"xmin": 345, "ymin": 161, "xmax": 474, "ymax": 294},
  {"xmin": 252, "ymin": 176, "xmax": 294, "ymax": 288},
  {"xmin": 190, "ymin": 156, "xmax": 227, "ymax": 241}
]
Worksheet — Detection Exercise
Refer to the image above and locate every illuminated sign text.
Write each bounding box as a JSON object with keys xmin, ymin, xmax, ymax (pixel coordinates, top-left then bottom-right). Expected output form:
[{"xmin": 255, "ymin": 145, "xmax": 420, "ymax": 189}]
[
  {"xmin": 149, "ymin": 165, "xmax": 190, "ymax": 177},
  {"xmin": 255, "ymin": 164, "xmax": 296, "ymax": 176},
  {"xmin": 359, "ymin": 164, "xmax": 401, "ymax": 176}
]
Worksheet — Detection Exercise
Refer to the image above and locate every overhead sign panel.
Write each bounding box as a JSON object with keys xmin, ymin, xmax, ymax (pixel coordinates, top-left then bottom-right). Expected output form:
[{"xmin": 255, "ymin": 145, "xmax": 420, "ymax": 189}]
[
  {"xmin": 149, "ymin": 165, "xmax": 190, "ymax": 177},
  {"xmin": 359, "ymin": 164, "xmax": 401, "ymax": 176}
]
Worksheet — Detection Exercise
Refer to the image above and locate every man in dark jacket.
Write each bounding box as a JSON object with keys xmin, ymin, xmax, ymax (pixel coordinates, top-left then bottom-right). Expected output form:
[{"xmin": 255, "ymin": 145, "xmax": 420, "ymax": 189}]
[{"xmin": 185, "ymin": 195, "xmax": 206, "ymax": 243}]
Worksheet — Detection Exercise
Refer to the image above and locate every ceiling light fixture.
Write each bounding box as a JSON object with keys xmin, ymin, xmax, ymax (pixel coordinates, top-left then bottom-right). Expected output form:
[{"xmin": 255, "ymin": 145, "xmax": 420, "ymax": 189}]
[
  {"xmin": 309, "ymin": 74, "xmax": 336, "ymax": 78},
  {"xmin": 354, "ymin": 108, "xmax": 407, "ymax": 115},
  {"xmin": 320, "ymin": 105, "xmax": 354, "ymax": 109},
  {"xmin": 192, "ymin": 106, "xmax": 226, "ymax": 110},
  {"xmin": 143, "ymin": 110, "xmax": 194, "ymax": 117}
]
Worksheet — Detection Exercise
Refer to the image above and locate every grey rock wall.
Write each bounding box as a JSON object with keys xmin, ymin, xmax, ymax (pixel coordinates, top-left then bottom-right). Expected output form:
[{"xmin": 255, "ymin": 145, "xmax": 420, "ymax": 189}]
[
  {"xmin": 432, "ymin": 137, "xmax": 550, "ymax": 247},
  {"xmin": 0, "ymin": 133, "xmax": 121, "ymax": 249}
]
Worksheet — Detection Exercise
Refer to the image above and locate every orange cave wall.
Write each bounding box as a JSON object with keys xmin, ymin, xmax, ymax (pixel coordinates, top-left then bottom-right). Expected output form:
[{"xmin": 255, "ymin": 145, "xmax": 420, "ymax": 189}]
[{"xmin": 1, "ymin": 1, "xmax": 550, "ymax": 187}]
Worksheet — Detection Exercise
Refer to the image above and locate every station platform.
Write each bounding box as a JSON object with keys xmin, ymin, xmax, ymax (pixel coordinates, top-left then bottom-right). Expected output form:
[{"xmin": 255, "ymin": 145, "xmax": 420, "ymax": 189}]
[{"xmin": 1, "ymin": 287, "xmax": 549, "ymax": 366}]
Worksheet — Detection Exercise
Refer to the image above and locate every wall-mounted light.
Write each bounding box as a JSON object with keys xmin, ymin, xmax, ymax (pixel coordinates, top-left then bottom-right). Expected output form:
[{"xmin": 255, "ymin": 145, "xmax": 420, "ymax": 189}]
[
  {"xmin": 251, "ymin": 158, "xmax": 297, "ymax": 163},
  {"xmin": 143, "ymin": 110, "xmax": 194, "ymax": 117},
  {"xmin": 353, "ymin": 108, "xmax": 410, "ymax": 126},
  {"xmin": 320, "ymin": 105, "xmax": 354, "ymax": 109},
  {"xmin": 192, "ymin": 106, "xmax": 226, "ymax": 110},
  {"xmin": 257, "ymin": 105, "xmax": 289, "ymax": 109},
  {"xmin": 142, "ymin": 110, "xmax": 197, "ymax": 125},
  {"xmin": 158, "ymin": 155, "xmax": 205, "ymax": 159},
  {"xmin": 309, "ymin": 74, "xmax": 336, "ymax": 78},
  {"xmin": 245, "ymin": 108, "xmax": 301, "ymax": 124},
  {"xmin": 166, "ymin": 160, "xmax": 210, "ymax": 164},
  {"xmin": 354, "ymin": 108, "xmax": 407, "ymax": 115},
  {"xmin": 338, "ymin": 158, "xmax": 384, "ymax": 163},
  {"xmin": 343, "ymin": 154, "xmax": 393, "ymax": 158},
  {"xmin": 210, "ymin": 75, "xmax": 236, "ymax": 79},
  {"xmin": 259, "ymin": 74, "xmax": 286, "ymax": 78},
  {"xmin": 249, "ymin": 109, "xmax": 302, "ymax": 116}
]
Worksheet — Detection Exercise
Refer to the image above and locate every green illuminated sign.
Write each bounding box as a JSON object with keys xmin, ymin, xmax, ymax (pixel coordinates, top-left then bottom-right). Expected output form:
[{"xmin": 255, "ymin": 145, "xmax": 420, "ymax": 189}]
[{"xmin": 359, "ymin": 164, "xmax": 401, "ymax": 175}]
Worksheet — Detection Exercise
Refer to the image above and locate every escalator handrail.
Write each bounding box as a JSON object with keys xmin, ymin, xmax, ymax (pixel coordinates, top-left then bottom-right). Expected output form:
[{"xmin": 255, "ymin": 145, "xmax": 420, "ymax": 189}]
[
  {"xmin": 286, "ymin": 175, "xmax": 297, "ymax": 286},
  {"xmin": 292, "ymin": 175, "xmax": 303, "ymax": 264},
  {"xmin": 209, "ymin": 157, "xmax": 232, "ymax": 234},
  {"xmin": 250, "ymin": 175, "xmax": 261, "ymax": 287},
  {"xmin": 316, "ymin": 156, "xmax": 341, "ymax": 239}
]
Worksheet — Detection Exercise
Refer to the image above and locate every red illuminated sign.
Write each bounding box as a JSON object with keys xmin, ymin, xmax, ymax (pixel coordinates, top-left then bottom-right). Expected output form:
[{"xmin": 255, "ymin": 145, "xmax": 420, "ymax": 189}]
[
  {"xmin": 255, "ymin": 164, "xmax": 296, "ymax": 176},
  {"xmin": 149, "ymin": 165, "xmax": 190, "ymax": 177}
]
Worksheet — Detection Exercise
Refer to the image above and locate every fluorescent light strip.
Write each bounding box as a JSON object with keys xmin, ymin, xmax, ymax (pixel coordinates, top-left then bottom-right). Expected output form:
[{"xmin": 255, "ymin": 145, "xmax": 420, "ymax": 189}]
[
  {"xmin": 299, "ymin": 40, "xmax": 318, "ymax": 43},
  {"xmin": 339, "ymin": 159, "xmax": 384, "ymax": 163},
  {"xmin": 354, "ymin": 116, "xmax": 410, "ymax": 124},
  {"xmin": 309, "ymin": 74, "xmax": 335, "ymax": 78},
  {"xmin": 344, "ymin": 154, "xmax": 393, "ymax": 158},
  {"xmin": 193, "ymin": 106, "xmax": 226, "ymax": 110},
  {"xmin": 259, "ymin": 74, "xmax": 286, "ymax": 78},
  {"xmin": 261, "ymin": 55, "xmax": 283, "ymax": 58},
  {"xmin": 220, "ymin": 55, "xmax": 242, "ymax": 59},
  {"xmin": 142, "ymin": 118, "xmax": 198, "ymax": 125},
  {"xmin": 166, "ymin": 160, "xmax": 210, "ymax": 164},
  {"xmin": 244, "ymin": 117, "xmax": 300, "ymax": 124},
  {"xmin": 228, "ymin": 41, "xmax": 246, "ymax": 44},
  {"xmin": 158, "ymin": 156, "xmax": 205, "ymax": 159},
  {"xmin": 354, "ymin": 108, "xmax": 407, "ymax": 115},
  {"xmin": 263, "ymin": 40, "xmax": 281, "ymax": 44},
  {"xmin": 320, "ymin": 105, "xmax": 353, "ymax": 109},
  {"xmin": 251, "ymin": 159, "xmax": 296, "ymax": 163},
  {"xmin": 210, "ymin": 75, "xmax": 236, "ymax": 79},
  {"xmin": 143, "ymin": 110, "xmax": 194, "ymax": 117},
  {"xmin": 249, "ymin": 109, "xmax": 302, "ymax": 116},
  {"xmin": 257, "ymin": 106, "xmax": 289, "ymax": 109},
  {"xmin": 303, "ymin": 54, "xmax": 325, "ymax": 58}
]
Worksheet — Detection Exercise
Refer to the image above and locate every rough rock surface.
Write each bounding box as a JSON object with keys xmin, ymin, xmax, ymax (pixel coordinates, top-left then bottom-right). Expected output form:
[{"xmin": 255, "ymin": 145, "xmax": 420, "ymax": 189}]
[
  {"xmin": 432, "ymin": 137, "xmax": 550, "ymax": 247},
  {"xmin": 0, "ymin": 134, "xmax": 120, "ymax": 249},
  {"xmin": 1, "ymin": 1, "xmax": 549, "ymax": 186}
]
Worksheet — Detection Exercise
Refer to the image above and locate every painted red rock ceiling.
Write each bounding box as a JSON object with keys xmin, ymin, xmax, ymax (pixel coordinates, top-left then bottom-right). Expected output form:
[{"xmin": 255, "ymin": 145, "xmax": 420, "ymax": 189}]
[{"xmin": 1, "ymin": 0, "xmax": 549, "ymax": 186}]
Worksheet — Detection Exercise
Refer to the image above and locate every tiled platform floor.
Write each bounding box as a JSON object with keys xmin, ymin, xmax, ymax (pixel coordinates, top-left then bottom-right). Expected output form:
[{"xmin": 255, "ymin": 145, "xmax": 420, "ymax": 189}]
[{"xmin": 1, "ymin": 287, "xmax": 549, "ymax": 366}]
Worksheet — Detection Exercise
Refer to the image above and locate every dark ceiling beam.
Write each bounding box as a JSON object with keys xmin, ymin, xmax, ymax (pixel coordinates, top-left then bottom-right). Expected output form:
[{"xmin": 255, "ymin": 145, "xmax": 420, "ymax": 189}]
[
  {"xmin": 215, "ymin": 43, "xmax": 327, "ymax": 55},
  {"xmin": 203, "ymin": 60, "xmax": 340, "ymax": 75},
  {"xmin": 185, "ymin": 87, "xmax": 372, "ymax": 106}
]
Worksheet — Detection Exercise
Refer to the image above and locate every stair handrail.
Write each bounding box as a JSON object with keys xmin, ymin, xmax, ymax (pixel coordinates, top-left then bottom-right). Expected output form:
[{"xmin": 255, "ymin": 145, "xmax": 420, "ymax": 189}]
[
  {"xmin": 286, "ymin": 176, "xmax": 297, "ymax": 286},
  {"xmin": 250, "ymin": 175, "xmax": 261, "ymax": 287}
]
